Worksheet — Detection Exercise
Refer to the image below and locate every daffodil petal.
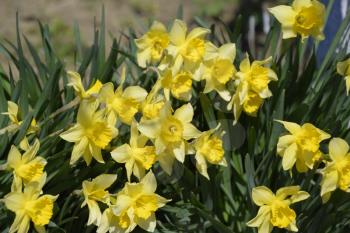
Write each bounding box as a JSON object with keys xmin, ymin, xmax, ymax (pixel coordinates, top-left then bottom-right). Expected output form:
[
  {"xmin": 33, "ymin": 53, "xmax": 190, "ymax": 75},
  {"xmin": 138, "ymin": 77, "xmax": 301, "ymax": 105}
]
[
  {"xmin": 329, "ymin": 138, "xmax": 349, "ymax": 162},
  {"xmin": 251, "ymin": 186, "xmax": 274, "ymax": 206}
]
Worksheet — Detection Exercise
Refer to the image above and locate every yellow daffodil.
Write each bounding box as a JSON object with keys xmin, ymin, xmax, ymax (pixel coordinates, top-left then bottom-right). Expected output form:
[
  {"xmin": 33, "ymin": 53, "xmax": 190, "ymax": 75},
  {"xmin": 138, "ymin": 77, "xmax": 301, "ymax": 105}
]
[
  {"xmin": 276, "ymin": 120, "xmax": 330, "ymax": 172},
  {"xmin": 3, "ymin": 174, "xmax": 58, "ymax": 233},
  {"xmin": 138, "ymin": 102, "xmax": 201, "ymax": 174},
  {"xmin": 82, "ymin": 174, "xmax": 117, "ymax": 226},
  {"xmin": 160, "ymin": 68, "xmax": 193, "ymax": 101},
  {"xmin": 101, "ymin": 171, "xmax": 169, "ymax": 233},
  {"xmin": 139, "ymin": 80, "xmax": 165, "ymax": 120},
  {"xmin": 67, "ymin": 71, "xmax": 103, "ymax": 99},
  {"xmin": 320, "ymin": 138, "xmax": 350, "ymax": 203},
  {"xmin": 135, "ymin": 21, "xmax": 170, "ymax": 68},
  {"xmin": 193, "ymin": 124, "xmax": 227, "ymax": 179},
  {"xmin": 60, "ymin": 100, "xmax": 118, "ymax": 165},
  {"xmin": 2, "ymin": 101, "xmax": 39, "ymax": 134},
  {"xmin": 111, "ymin": 121, "xmax": 156, "ymax": 181},
  {"xmin": 3, "ymin": 139, "xmax": 46, "ymax": 191},
  {"xmin": 196, "ymin": 42, "xmax": 236, "ymax": 101},
  {"xmin": 337, "ymin": 58, "xmax": 350, "ymax": 95},
  {"xmin": 167, "ymin": 19, "xmax": 210, "ymax": 73},
  {"xmin": 99, "ymin": 67, "xmax": 148, "ymax": 125},
  {"xmin": 269, "ymin": 0, "xmax": 325, "ymax": 40},
  {"xmin": 247, "ymin": 186, "xmax": 309, "ymax": 233},
  {"xmin": 227, "ymin": 56, "xmax": 277, "ymax": 123}
]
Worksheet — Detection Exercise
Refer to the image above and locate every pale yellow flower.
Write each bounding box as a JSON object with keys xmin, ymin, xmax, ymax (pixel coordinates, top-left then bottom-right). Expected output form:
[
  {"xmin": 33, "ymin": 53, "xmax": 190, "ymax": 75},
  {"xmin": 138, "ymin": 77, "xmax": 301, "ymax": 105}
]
[
  {"xmin": 111, "ymin": 121, "xmax": 156, "ymax": 181},
  {"xmin": 98, "ymin": 171, "xmax": 169, "ymax": 233},
  {"xmin": 140, "ymin": 81, "xmax": 165, "ymax": 120},
  {"xmin": 99, "ymin": 67, "xmax": 148, "ymax": 125},
  {"xmin": 2, "ymin": 101, "xmax": 39, "ymax": 134},
  {"xmin": 67, "ymin": 71, "xmax": 103, "ymax": 99},
  {"xmin": 269, "ymin": 0, "xmax": 325, "ymax": 40},
  {"xmin": 227, "ymin": 55, "xmax": 277, "ymax": 123},
  {"xmin": 135, "ymin": 21, "xmax": 170, "ymax": 68},
  {"xmin": 320, "ymin": 138, "xmax": 350, "ymax": 203},
  {"xmin": 167, "ymin": 19, "xmax": 210, "ymax": 73},
  {"xmin": 337, "ymin": 58, "xmax": 350, "ymax": 95},
  {"xmin": 160, "ymin": 68, "xmax": 193, "ymax": 101},
  {"xmin": 3, "ymin": 174, "xmax": 58, "ymax": 233},
  {"xmin": 3, "ymin": 139, "xmax": 46, "ymax": 192},
  {"xmin": 247, "ymin": 186, "xmax": 309, "ymax": 233},
  {"xmin": 196, "ymin": 42, "xmax": 236, "ymax": 101},
  {"xmin": 82, "ymin": 174, "xmax": 117, "ymax": 226},
  {"xmin": 138, "ymin": 102, "xmax": 201, "ymax": 175},
  {"xmin": 276, "ymin": 120, "xmax": 330, "ymax": 172},
  {"xmin": 193, "ymin": 124, "xmax": 227, "ymax": 179},
  {"xmin": 60, "ymin": 100, "xmax": 118, "ymax": 165}
]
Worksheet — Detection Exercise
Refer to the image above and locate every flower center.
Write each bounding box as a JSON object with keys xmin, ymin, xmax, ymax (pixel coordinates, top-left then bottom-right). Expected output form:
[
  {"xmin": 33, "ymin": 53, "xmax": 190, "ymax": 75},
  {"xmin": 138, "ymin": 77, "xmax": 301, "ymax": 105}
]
[
  {"xmin": 182, "ymin": 38, "xmax": 205, "ymax": 62},
  {"xmin": 270, "ymin": 199, "xmax": 296, "ymax": 228},
  {"xmin": 212, "ymin": 59, "xmax": 235, "ymax": 84},
  {"xmin": 161, "ymin": 116, "xmax": 184, "ymax": 143}
]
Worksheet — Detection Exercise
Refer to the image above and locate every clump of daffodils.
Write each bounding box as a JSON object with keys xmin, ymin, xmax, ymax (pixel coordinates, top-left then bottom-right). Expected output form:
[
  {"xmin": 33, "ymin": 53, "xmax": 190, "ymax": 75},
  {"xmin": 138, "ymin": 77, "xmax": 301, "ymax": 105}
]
[
  {"xmin": 81, "ymin": 172, "xmax": 169, "ymax": 233},
  {"xmin": 5, "ymin": 1, "xmax": 349, "ymax": 232},
  {"xmin": 2, "ymin": 139, "xmax": 58, "ymax": 233}
]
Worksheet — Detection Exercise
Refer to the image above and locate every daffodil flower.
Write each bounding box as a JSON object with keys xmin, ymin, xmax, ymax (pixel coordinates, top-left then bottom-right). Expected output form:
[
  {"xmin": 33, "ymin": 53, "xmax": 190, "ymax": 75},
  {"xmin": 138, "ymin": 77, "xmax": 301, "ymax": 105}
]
[
  {"xmin": 138, "ymin": 102, "xmax": 201, "ymax": 175},
  {"xmin": 82, "ymin": 174, "xmax": 117, "ymax": 226},
  {"xmin": 67, "ymin": 71, "xmax": 103, "ymax": 99},
  {"xmin": 99, "ymin": 67, "xmax": 148, "ymax": 125},
  {"xmin": 227, "ymin": 55, "xmax": 277, "ymax": 123},
  {"xmin": 167, "ymin": 19, "xmax": 210, "ymax": 73},
  {"xmin": 135, "ymin": 21, "xmax": 170, "ymax": 68},
  {"xmin": 337, "ymin": 58, "xmax": 350, "ymax": 95},
  {"xmin": 247, "ymin": 186, "xmax": 309, "ymax": 233},
  {"xmin": 98, "ymin": 171, "xmax": 169, "ymax": 233},
  {"xmin": 60, "ymin": 100, "xmax": 118, "ymax": 165},
  {"xmin": 160, "ymin": 68, "xmax": 193, "ymax": 101},
  {"xmin": 3, "ymin": 139, "xmax": 46, "ymax": 192},
  {"xmin": 139, "ymin": 80, "xmax": 165, "ymax": 120},
  {"xmin": 269, "ymin": 0, "xmax": 325, "ymax": 40},
  {"xmin": 2, "ymin": 101, "xmax": 39, "ymax": 134},
  {"xmin": 111, "ymin": 121, "xmax": 156, "ymax": 181},
  {"xmin": 320, "ymin": 138, "xmax": 350, "ymax": 203},
  {"xmin": 276, "ymin": 120, "xmax": 330, "ymax": 172},
  {"xmin": 3, "ymin": 174, "xmax": 58, "ymax": 233},
  {"xmin": 195, "ymin": 42, "xmax": 236, "ymax": 101},
  {"xmin": 192, "ymin": 124, "xmax": 227, "ymax": 179}
]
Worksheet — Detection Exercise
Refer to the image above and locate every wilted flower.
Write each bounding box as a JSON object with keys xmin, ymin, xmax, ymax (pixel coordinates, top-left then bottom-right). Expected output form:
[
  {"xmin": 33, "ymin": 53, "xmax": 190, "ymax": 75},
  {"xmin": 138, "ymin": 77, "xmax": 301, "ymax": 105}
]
[{"xmin": 247, "ymin": 186, "xmax": 309, "ymax": 233}]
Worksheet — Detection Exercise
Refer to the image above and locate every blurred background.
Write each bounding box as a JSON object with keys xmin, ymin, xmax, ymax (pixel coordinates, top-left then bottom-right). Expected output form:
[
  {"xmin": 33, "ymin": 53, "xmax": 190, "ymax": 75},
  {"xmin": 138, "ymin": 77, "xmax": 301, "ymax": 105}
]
[
  {"xmin": 0, "ymin": 0, "xmax": 348, "ymax": 65},
  {"xmin": 0, "ymin": 0, "xmax": 272, "ymax": 61}
]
